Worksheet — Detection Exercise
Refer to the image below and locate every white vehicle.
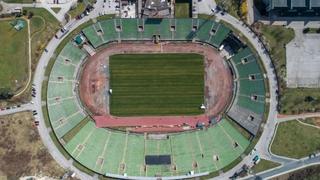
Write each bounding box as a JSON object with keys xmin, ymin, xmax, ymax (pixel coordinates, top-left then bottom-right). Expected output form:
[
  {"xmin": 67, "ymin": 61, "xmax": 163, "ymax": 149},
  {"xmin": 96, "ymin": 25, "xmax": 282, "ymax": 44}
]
[{"xmin": 249, "ymin": 148, "xmax": 257, "ymax": 156}]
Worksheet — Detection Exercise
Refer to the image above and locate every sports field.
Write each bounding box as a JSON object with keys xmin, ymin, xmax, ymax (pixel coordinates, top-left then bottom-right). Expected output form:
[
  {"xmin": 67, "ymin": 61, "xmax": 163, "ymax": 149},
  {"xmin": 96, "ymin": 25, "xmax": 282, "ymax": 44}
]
[
  {"xmin": 0, "ymin": 19, "xmax": 28, "ymax": 92},
  {"xmin": 109, "ymin": 53, "xmax": 204, "ymax": 116}
]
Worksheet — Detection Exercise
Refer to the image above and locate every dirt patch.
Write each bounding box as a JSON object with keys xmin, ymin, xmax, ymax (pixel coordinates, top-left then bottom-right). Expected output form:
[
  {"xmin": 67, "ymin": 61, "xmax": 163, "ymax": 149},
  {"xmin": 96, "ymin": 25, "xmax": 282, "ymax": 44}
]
[
  {"xmin": 79, "ymin": 42, "xmax": 233, "ymax": 132},
  {"xmin": 0, "ymin": 112, "xmax": 64, "ymax": 179},
  {"xmin": 310, "ymin": 117, "xmax": 320, "ymax": 127}
]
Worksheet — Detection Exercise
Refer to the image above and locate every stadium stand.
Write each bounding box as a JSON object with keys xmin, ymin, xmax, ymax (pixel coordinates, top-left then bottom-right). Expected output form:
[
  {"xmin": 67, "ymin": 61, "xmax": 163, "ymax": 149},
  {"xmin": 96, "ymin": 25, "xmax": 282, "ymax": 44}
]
[
  {"xmin": 63, "ymin": 119, "xmax": 249, "ymax": 176},
  {"xmin": 120, "ymin": 19, "xmax": 139, "ymax": 40},
  {"xmin": 227, "ymin": 47, "xmax": 266, "ymax": 135},
  {"xmin": 174, "ymin": 18, "xmax": 194, "ymax": 40},
  {"xmin": 47, "ymin": 42, "xmax": 87, "ymax": 138},
  {"xmin": 82, "ymin": 18, "xmax": 230, "ymax": 48},
  {"xmin": 47, "ymin": 18, "xmax": 268, "ymax": 178},
  {"xmin": 82, "ymin": 25, "xmax": 105, "ymax": 48}
]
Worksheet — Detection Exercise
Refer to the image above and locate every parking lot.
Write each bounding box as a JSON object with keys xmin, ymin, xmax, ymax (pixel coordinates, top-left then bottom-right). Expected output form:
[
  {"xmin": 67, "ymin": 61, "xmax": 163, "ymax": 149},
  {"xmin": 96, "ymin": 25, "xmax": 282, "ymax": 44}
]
[{"xmin": 287, "ymin": 30, "xmax": 320, "ymax": 88}]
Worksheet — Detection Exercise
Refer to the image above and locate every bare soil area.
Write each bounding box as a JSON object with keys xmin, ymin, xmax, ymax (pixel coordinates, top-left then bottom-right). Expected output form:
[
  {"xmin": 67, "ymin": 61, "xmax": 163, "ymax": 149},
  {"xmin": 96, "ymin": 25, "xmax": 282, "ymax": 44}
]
[{"xmin": 0, "ymin": 112, "xmax": 64, "ymax": 179}]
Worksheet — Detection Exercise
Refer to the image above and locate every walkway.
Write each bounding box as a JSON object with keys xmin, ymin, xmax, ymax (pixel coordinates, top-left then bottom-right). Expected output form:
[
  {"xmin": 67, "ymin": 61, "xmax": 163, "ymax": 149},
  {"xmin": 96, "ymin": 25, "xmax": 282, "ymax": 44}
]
[
  {"xmin": 208, "ymin": 6, "xmax": 279, "ymax": 180},
  {"xmin": 29, "ymin": 2, "xmax": 112, "ymax": 178},
  {"xmin": 278, "ymin": 112, "xmax": 320, "ymax": 122},
  {"xmin": 14, "ymin": 18, "xmax": 32, "ymax": 97},
  {"xmin": 245, "ymin": 153, "xmax": 320, "ymax": 180},
  {"xmin": 0, "ymin": 103, "xmax": 33, "ymax": 116}
]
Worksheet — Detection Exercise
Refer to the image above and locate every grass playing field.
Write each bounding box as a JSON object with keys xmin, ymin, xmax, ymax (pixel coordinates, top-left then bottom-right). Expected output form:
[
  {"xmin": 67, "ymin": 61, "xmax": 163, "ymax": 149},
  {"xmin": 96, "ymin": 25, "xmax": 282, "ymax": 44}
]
[
  {"xmin": 109, "ymin": 53, "xmax": 204, "ymax": 116},
  {"xmin": 0, "ymin": 19, "xmax": 28, "ymax": 92}
]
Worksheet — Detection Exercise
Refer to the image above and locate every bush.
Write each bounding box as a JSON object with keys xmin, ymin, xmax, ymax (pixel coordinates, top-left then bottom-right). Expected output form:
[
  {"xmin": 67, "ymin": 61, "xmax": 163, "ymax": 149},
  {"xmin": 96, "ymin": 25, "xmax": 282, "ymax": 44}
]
[
  {"xmin": 303, "ymin": 28, "xmax": 310, "ymax": 34},
  {"xmin": 0, "ymin": 88, "xmax": 14, "ymax": 100},
  {"xmin": 23, "ymin": 9, "xmax": 27, "ymax": 16},
  {"xmin": 305, "ymin": 96, "xmax": 315, "ymax": 102},
  {"xmin": 240, "ymin": 0, "xmax": 248, "ymax": 18},
  {"xmin": 28, "ymin": 11, "xmax": 34, "ymax": 19}
]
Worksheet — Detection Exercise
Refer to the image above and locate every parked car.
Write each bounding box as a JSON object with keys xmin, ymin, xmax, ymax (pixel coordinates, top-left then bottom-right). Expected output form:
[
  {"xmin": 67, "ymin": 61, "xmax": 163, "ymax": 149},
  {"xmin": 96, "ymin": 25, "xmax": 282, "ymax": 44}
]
[{"xmin": 253, "ymin": 155, "xmax": 260, "ymax": 164}]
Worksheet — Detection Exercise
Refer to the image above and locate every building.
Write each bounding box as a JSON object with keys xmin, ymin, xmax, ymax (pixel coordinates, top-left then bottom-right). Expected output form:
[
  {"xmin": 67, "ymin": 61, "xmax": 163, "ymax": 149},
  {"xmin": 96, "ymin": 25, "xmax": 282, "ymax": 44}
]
[
  {"xmin": 142, "ymin": 0, "xmax": 172, "ymax": 18},
  {"xmin": 265, "ymin": 0, "xmax": 320, "ymax": 16}
]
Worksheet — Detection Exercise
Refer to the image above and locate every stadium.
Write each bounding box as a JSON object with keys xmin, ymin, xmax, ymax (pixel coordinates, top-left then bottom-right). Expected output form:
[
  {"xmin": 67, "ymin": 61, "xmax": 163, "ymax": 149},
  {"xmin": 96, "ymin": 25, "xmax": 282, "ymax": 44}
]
[{"xmin": 46, "ymin": 18, "xmax": 268, "ymax": 178}]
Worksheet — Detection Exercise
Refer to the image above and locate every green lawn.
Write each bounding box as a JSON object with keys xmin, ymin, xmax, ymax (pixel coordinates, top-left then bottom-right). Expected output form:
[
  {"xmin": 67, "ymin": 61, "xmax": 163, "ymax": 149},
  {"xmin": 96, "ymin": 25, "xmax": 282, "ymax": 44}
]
[
  {"xmin": 62, "ymin": 117, "xmax": 90, "ymax": 143},
  {"xmin": 271, "ymin": 120, "xmax": 320, "ymax": 159},
  {"xmin": 303, "ymin": 117, "xmax": 320, "ymax": 127},
  {"xmin": 259, "ymin": 24, "xmax": 294, "ymax": 88},
  {"xmin": 109, "ymin": 53, "xmax": 204, "ymax": 116},
  {"xmin": 198, "ymin": 14, "xmax": 216, "ymax": 20},
  {"xmin": 215, "ymin": 0, "xmax": 240, "ymax": 19},
  {"xmin": 68, "ymin": 2, "xmax": 86, "ymax": 19},
  {"xmin": 255, "ymin": 24, "xmax": 320, "ymax": 115},
  {"xmin": 23, "ymin": 8, "xmax": 60, "ymax": 69},
  {"xmin": 279, "ymin": 88, "xmax": 320, "ymax": 114},
  {"xmin": 251, "ymin": 159, "xmax": 280, "ymax": 174},
  {"xmin": 175, "ymin": 3, "xmax": 190, "ymax": 18},
  {"xmin": 0, "ymin": 19, "xmax": 29, "ymax": 92},
  {"xmin": 51, "ymin": 7, "xmax": 61, "ymax": 14}
]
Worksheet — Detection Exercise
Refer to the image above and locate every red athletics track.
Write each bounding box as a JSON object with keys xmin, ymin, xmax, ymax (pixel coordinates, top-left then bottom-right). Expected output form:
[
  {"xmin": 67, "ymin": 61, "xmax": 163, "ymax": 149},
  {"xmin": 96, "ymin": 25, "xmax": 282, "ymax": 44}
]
[
  {"xmin": 94, "ymin": 114, "xmax": 208, "ymax": 128},
  {"xmin": 95, "ymin": 114, "xmax": 210, "ymax": 133},
  {"xmin": 79, "ymin": 42, "xmax": 233, "ymax": 133}
]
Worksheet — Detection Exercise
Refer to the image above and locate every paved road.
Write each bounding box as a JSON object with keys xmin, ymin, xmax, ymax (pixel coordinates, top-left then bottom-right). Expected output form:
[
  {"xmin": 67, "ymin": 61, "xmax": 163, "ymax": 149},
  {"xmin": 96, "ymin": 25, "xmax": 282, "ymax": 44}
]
[
  {"xmin": 30, "ymin": 3, "xmax": 110, "ymax": 179},
  {"xmin": 27, "ymin": 2, "xmax": 280, "ymax": 179},
  {"xmin": 245, "ymin": 154, "xmax": 320, "ymax": 180},
  {"xmin": 0, "ymin": 0, "xmax": 114, "ymax": 179},
  {"xmin": 2, "ymin": 0, "xmax": 317, "ymax": 179},
  {"xmin": 196, "ymin": 0, "xmax": 216, "ymax": 15},
  {"xmin": 205, "ymin": 5, "xmax": 280, "ymax": 179},
  {"xmin": 1, "ymin": 1, "xmax": 74, "ymax": 22},
  {"xmin": 0, "ymin": 103, "xmax": 33, "ymax": 116},
  {"xmin": 247, "ymin": 0, "xmax": 254, "ymax": 24},
  {"xmin": 211, "ymin": 9, "xmax": 320, "ymax": 179}
]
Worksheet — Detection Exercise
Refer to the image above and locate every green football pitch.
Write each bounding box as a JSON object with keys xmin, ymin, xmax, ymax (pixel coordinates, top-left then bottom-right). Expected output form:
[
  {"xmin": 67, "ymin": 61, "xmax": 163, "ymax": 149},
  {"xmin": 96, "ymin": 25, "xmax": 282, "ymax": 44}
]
[{"xmin": 109, "ymin": 53, "xmax": 205, "ymax": 116}]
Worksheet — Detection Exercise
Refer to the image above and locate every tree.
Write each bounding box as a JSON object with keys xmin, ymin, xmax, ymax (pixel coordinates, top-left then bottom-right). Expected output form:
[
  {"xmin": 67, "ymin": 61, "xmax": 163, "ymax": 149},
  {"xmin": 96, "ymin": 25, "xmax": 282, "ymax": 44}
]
[
  {"xmin": 23, "ymin": 9, "xmax": 27, "ymax": 16},
  {"xmin": 303, "ymin": 28, "xmax": 310, "ymax": 34},
  {"xmin": 64, "ymin": 13, "xmax": 70, "ymax": 22},
  {"xmin": 304, "ymin": 96, "xmax": 315, "ymax": 102},
  {"xmin": 27, "ymin": 11, "xmax": 34, "ymax": 19},
  {"xmin": 240, "ymin": 0, "xmax": 248, "ymax": 19},
  {"xmin": 0, "ymin": 88, "xmax": 14, "ymax": 100}
]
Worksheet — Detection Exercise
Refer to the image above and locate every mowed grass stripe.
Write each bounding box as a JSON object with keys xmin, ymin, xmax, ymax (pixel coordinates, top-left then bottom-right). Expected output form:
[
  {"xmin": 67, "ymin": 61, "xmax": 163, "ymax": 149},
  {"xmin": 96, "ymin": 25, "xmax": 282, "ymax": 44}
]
[{"xmin": 110, "ymin": 53, "xmax": 204, "ymax": 116}]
